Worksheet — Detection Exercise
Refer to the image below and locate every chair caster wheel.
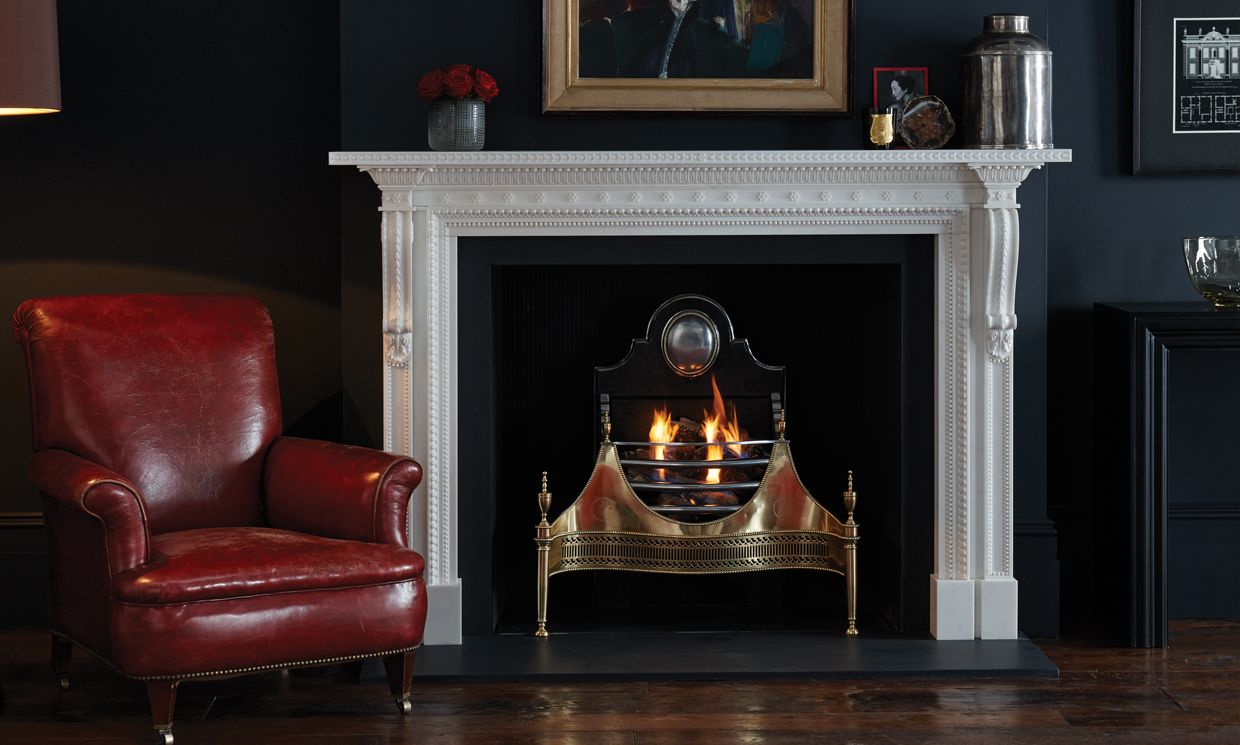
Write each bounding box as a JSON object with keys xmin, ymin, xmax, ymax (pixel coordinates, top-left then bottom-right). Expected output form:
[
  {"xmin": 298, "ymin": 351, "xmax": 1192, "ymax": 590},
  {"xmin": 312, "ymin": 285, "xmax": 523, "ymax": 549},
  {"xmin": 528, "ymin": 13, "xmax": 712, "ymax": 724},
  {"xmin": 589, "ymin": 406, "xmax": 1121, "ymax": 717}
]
[
  {"xmin": 58, "ymin": 676, "xmax": 70, "ymax": 692},
  {"xmin": 396, "ymin": 697, "xmax": 412, "ymax": 715},
  {"xmin": 155, "ymin": 728, "xmax": 174, "ymax": 745}
]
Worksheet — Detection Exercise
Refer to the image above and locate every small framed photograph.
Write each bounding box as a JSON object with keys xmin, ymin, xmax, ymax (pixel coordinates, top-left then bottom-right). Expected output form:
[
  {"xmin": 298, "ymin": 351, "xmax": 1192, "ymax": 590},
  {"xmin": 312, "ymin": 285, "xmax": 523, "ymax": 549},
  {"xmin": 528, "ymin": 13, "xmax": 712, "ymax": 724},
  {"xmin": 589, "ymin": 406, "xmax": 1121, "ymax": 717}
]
[
  {"xmin": 872, "ymin": 66, "xmax": 929, "ymax": 118},
  {"xmin": 1134, "ymin": 0, "xmax": 1240, "ymax": 174}
]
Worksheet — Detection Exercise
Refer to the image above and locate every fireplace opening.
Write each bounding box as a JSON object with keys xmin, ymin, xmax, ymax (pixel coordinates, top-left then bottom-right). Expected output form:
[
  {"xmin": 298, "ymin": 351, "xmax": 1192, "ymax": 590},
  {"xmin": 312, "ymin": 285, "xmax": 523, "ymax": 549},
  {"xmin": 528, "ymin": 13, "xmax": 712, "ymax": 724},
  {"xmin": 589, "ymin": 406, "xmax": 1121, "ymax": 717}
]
[{"xmin": 457, "ymin": 235, "xmax": 934, "ymax": 636}]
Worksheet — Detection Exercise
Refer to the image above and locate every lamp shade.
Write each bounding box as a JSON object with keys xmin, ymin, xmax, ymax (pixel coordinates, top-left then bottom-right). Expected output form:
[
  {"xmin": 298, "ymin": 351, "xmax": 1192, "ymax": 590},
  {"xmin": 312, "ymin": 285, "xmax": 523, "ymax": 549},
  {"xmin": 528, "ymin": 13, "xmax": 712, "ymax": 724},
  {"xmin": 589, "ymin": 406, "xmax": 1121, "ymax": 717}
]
[{"xmin": 0, "ymin": 0, "xmax": 61, "ymax": 115}]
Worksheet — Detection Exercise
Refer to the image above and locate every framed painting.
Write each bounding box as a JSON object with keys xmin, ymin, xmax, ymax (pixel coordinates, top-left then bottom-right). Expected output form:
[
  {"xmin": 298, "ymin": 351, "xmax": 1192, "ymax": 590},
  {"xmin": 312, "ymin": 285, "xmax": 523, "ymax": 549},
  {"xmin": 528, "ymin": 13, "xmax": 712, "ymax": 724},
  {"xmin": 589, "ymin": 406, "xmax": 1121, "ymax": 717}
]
[
  {"xmin": 1134, "ymin": 0, "xmax": 1240, "ymax": 174},
  {"xmin": 544, "ymin": 0, "xmax": 853, "ymax": 113}
]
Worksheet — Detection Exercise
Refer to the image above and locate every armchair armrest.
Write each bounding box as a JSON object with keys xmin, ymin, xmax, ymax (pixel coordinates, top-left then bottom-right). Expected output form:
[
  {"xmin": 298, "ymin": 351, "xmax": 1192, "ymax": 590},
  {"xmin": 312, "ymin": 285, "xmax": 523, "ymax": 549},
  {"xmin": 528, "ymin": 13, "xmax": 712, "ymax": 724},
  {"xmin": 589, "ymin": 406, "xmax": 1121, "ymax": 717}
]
[
  {"xmin": 31, "ymin": 449, "xmax": 151, "ymax": 574},
  {"xmin": 263, "ymin": 436, "xmax": 422, "ymax": 546}
]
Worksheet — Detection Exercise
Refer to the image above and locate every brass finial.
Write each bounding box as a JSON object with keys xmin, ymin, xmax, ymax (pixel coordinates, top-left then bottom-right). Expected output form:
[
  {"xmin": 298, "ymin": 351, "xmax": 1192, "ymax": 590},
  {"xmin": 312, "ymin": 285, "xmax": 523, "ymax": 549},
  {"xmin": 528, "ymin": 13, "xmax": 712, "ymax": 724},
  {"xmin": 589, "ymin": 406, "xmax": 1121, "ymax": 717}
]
[
  {"xmin": 537, "ymin": 472, "xmax": 552, "ymax": 525},
  {"xmin": 843, "ymin": 470, "xmax": 857, "ymax": 525},
  {"xmin": 776, "ymin": 411, "xmax": 786, "ymax": 440},
  {"xmin": 602, "ymin": 410, "xmax": 612, "ymax": 442}
]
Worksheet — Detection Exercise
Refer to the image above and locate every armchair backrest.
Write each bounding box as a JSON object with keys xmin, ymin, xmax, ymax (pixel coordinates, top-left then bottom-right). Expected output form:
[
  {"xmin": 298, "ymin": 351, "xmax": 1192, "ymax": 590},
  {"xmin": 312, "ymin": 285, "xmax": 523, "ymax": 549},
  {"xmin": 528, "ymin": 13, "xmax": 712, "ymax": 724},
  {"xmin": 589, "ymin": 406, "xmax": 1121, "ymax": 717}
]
[{"xmin": 13, "ymin": 294, "xmax": 282, "ymax": 534}]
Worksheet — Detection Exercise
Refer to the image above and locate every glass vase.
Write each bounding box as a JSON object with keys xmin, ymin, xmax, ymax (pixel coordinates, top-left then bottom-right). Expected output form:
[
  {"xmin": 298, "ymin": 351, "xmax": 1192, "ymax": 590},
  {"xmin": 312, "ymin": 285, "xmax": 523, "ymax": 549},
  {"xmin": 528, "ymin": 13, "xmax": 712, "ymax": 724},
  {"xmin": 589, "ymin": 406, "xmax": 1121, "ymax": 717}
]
[{"xmin": 427, "ymin": 98, "xmax": 486, "ymax": 152}]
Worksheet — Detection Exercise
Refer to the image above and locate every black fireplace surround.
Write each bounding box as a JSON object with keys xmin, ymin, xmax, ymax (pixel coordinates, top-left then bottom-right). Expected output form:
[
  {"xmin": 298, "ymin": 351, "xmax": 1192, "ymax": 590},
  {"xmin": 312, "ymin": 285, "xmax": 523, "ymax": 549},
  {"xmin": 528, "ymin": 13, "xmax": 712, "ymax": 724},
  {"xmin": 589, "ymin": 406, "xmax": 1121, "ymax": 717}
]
[{"xmin": 457, "ymin": 234, "xmax": 934, "ymax": 637}]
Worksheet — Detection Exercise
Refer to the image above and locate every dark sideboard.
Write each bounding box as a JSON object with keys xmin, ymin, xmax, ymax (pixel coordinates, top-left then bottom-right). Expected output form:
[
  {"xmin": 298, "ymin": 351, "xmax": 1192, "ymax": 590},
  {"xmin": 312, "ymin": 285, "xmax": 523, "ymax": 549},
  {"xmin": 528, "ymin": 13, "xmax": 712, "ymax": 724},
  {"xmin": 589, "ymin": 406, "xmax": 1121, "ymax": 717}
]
[{"xmin": 1094, "ymin": 303, "xmax": 1240, "ymax": 648}]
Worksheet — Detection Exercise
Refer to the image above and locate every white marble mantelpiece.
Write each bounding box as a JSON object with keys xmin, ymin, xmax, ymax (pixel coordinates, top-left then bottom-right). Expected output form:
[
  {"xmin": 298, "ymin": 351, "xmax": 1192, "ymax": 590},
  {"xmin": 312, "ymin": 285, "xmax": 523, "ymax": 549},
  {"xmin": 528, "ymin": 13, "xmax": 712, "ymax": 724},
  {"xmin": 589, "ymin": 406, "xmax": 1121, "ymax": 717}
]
[{"xmin": 330, "ymin": 150, "xmax": 1072, "ymax": 644}]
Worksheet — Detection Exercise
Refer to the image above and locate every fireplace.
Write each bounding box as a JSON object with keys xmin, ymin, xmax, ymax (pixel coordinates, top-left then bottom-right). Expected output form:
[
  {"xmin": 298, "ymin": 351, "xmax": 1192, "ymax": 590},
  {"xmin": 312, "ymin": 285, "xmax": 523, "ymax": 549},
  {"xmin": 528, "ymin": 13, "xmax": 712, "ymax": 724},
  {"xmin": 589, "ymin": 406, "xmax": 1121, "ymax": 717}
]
[{"xmin": 330, "ymin": 149, "xmax": 1072, "ymax": 643}]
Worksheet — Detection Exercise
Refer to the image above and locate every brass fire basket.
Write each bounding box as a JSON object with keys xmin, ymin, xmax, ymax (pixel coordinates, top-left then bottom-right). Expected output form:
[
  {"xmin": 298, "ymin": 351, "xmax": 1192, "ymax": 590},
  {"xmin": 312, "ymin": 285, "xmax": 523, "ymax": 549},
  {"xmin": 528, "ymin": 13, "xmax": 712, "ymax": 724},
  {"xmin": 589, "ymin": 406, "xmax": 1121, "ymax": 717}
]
[{"xmin": 533, "ymin": 295, "xmax": 860, "ymax": 637}]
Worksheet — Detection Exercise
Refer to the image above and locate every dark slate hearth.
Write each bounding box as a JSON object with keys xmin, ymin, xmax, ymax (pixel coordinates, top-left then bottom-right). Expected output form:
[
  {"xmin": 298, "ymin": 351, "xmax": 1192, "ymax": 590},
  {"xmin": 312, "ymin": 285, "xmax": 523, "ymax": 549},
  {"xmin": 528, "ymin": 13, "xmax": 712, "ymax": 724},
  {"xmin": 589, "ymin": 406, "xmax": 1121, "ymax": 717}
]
[{"xmin": 410, "ymin": 631, "xmax": 1058, "ymax": 681}]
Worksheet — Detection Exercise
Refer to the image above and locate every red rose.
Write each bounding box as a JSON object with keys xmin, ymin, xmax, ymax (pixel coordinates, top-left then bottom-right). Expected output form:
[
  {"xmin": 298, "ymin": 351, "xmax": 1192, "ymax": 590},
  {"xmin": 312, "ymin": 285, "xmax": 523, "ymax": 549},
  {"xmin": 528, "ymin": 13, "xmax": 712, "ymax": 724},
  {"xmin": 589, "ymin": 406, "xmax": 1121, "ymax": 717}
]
[
  {"xmin": 473, "ymin": 69, "xmax": 499, "ymax": 103},
  {"xmin": 444, "ymin": 64, "xmax": 474, "ymax": 98},
  {"xmin": 417, "ymin": 69, "xmax": 445, "ymax": 101}
]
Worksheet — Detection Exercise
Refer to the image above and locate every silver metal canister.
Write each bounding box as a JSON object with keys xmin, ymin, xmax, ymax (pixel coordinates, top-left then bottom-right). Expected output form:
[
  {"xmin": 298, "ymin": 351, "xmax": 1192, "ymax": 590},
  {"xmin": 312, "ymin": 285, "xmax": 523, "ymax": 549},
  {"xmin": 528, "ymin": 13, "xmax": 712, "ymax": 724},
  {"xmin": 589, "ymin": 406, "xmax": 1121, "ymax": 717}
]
[{"xmin": 962, "ymin": 15, "xmax": 1053, "ymax": 149}]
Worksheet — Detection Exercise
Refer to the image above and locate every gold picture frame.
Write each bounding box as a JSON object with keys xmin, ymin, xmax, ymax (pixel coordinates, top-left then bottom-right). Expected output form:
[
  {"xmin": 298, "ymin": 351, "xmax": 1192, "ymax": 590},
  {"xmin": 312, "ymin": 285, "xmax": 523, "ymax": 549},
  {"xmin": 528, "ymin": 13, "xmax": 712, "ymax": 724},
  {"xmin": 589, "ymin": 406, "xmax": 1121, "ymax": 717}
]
[{"xmin": 544, "ymin": 0, "xmax": 852, "ymax": 113}]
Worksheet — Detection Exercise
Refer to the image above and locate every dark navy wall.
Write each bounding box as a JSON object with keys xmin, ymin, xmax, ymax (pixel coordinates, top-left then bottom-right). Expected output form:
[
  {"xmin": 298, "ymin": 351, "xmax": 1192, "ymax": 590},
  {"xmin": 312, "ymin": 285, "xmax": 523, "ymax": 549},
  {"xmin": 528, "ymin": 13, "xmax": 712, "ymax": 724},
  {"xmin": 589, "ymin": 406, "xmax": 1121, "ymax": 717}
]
[
  {"xmin": 338, "ymin": 1, "xmax": 1059, "ymax": 633},
  {"xmin": 0, "ymin": 1, "xmax": 341, "ymax": 626},
  {"xmin": 1048, "ymin": 0, "xmax": 1240, "ymax": 629}
]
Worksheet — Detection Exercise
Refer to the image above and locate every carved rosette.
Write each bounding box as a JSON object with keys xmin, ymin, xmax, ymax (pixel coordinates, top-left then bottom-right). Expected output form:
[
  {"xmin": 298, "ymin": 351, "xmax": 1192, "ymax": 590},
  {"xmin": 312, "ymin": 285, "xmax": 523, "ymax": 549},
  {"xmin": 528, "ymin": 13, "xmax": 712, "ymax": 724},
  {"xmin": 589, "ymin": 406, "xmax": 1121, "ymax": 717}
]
[{"xmin": 384, "ymin": 331, "xmax": 412, "ymax": 367}]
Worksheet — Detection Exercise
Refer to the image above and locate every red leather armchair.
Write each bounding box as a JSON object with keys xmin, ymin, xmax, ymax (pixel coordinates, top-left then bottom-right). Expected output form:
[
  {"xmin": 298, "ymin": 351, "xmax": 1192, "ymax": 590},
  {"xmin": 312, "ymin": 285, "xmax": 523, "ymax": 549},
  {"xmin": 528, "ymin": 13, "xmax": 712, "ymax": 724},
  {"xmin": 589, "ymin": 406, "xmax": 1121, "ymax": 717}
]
[{"xmin": 13, "ymin": 294, "xmax": 428, "ymax": 743}]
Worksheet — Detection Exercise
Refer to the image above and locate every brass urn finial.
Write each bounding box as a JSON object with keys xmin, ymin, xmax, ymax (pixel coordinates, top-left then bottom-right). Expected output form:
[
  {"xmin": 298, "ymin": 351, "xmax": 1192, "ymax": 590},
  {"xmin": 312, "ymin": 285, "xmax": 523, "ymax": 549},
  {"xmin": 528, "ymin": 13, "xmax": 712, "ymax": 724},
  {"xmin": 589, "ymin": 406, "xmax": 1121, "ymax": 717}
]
[
  {"xmin": 602, "ymin": 410, "xmax": 612, "ymax": 442},
  {"xmin": 776, "ymin": 411, "xmax": 787, "ymax": 440},
  {"xmin": 537, "ymin": 472, "xmax": 552, "ymax": 525},
  {"xmin": 843, "ymin": 470, "xmax": 857, "ymax": 525}
]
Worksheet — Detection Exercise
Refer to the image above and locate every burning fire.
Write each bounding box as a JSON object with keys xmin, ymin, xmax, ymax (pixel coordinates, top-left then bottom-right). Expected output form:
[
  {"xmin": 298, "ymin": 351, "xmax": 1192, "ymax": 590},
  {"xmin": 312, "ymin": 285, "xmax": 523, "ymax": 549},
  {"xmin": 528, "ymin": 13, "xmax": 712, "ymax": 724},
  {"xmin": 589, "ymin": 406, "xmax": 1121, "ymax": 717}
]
[{"xmin": 648, "ymin": 376, "xmax": 746, "ymax": 485}]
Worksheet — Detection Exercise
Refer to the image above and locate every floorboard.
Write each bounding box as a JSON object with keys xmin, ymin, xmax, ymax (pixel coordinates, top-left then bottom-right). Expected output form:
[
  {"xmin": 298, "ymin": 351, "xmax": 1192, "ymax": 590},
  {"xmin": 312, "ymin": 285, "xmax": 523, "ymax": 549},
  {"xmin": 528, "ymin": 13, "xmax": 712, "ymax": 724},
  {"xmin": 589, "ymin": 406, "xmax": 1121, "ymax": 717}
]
[{"xmin": 0, "ymin": 620, "xmax": 1235, "ymax": 743}]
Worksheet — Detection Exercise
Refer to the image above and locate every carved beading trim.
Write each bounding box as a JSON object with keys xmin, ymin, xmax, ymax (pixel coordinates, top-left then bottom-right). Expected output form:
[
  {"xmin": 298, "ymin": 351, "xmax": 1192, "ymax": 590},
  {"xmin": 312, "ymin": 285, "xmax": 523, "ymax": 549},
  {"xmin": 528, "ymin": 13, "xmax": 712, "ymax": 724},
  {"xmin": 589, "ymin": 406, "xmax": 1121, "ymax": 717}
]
[
  {"xmin": 1002, "ymin": 360, "xmax": 1014, "ymax": 577},
  {"xmin": 357, "ymin": 162, "xmax": 1066, "ymax": 189},
  {"xmin": 946, "ymin": 209, "xmax": 970, "ymax": 581},
  {"xmin": 985, "ymin": 348, "xmax": 995, "ymax": 579},
  {"xmin": 425, "ymin": 211, "xmax": 449, "ymax": 586}
]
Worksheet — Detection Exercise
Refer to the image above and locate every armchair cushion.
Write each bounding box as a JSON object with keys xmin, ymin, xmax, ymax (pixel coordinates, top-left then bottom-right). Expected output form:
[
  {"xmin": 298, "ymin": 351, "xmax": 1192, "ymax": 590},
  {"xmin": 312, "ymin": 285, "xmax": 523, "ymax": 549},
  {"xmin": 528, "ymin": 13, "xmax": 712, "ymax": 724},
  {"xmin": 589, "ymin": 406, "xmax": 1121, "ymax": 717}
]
[
  {"xmin": 113, "ymin": 528, "xmax": 424, "ymax": 605},
  {"xmin": 109, "ymin": 527, "xmax": 428, "ymax": 678},
  {"xmin": 263, "ymin": 437, "xmax": 422, "ymax": 546}
]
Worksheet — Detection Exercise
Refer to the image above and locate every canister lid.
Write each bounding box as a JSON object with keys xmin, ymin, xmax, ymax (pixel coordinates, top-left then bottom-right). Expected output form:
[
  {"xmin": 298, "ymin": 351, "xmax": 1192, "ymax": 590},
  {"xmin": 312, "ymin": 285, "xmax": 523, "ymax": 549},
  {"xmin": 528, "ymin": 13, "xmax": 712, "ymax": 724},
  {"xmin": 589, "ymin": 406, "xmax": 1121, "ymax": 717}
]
[
  {"xmin": 985, "ymin": 15, "xmax": 1028, "ymax": 33},
  {"xmin": 963, "ymin": 14, "xmax": 1052, "ymax": 56}
]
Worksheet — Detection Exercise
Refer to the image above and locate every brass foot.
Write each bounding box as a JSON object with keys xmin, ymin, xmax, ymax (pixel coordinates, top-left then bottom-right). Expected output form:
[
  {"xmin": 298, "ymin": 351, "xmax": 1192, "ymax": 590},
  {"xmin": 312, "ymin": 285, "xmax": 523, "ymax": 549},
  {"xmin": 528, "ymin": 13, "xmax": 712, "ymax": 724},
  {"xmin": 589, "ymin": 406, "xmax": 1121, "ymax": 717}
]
[
  {"xmin": 155, "ymin": 726, "xmax": 174, "ymax": 745},
  {"xmin": 846, "ymin": 623, "xmax": 859, "ymax": 637},
  {"xmin": 58, "ymin": 676, "xmax": 70, "ymax": 691},
  {"xmin": 396, "ymin": 697, "xmax": 412, "ymax": 715},
  {"xmin": 534, "ymin": 624, "xmax": 549, "ymax": 638}
]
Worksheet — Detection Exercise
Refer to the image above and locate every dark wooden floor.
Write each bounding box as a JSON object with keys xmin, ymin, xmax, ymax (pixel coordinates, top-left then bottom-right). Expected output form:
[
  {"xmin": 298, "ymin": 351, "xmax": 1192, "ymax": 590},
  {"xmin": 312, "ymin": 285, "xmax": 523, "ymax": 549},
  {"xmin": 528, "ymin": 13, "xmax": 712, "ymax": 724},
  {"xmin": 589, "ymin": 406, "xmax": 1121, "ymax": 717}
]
[{"xmin": 0, "ymin": 620, "xmax": 1236, "ymax": 744}]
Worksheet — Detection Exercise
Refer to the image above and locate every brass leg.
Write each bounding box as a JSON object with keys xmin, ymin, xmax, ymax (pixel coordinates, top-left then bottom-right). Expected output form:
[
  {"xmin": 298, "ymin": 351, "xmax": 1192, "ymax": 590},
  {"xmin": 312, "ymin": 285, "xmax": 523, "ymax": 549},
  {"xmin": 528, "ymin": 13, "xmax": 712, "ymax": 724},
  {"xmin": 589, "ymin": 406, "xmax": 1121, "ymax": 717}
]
[
  {"xmin": 51, "ymin": 634, "xmax": 72, "ymax": 691},
  {"xmin": 382, "ymin": 650, "xmax": 417, "ymax": 714},
  {"xmin": 535, "ymin": 472, "xmax": 552, "ymax": 638},
  {"xmin": 845, "ymin": 537, "xmax": 859, "ymax": 637},
  {"xmin": 535, "ymin": 538, "xmax": 550, "ymax": 637},
  {"xmin": 146, "ymin": 680, "xmax": 178, "ymax": 744}
]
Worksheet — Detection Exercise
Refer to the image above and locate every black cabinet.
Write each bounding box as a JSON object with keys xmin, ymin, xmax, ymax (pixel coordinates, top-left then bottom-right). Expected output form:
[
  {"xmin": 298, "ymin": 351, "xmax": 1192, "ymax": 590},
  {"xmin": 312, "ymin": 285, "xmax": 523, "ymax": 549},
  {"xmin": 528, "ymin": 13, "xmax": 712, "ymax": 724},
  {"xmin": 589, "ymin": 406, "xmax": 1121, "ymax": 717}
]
[{"xmin": 1095, "ymin": 304, "xmax": 1240, "ymax": 648}]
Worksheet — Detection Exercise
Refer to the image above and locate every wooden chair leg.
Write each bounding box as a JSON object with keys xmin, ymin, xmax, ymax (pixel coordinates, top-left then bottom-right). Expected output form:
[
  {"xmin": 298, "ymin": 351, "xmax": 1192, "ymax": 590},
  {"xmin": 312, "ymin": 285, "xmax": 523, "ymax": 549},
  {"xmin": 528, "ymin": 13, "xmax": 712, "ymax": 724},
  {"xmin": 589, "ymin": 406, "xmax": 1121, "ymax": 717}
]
[
  {"xmin": 51, "ymin": 635, "xmax": 72, "ymax": 691},
  {"xmin": 382, "ymin": 650, "xmax": 417, "ymax": 714},
  {"xmin": 146, "ymin": 680, "xmax": 179, "ymax": 744}
]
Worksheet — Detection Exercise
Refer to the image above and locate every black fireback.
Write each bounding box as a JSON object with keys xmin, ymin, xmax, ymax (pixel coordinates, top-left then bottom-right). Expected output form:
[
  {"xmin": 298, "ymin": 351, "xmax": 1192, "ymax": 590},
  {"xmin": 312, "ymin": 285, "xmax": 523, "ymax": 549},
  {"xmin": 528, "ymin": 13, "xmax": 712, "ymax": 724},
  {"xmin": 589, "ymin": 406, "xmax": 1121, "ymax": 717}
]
[
  {"xmin": 596, "ymin": 294, "xmax": 785, "ymax": 447},
  {"xmin": 456, "ymin": 234, "xmax": 934, "ymax": 637}
]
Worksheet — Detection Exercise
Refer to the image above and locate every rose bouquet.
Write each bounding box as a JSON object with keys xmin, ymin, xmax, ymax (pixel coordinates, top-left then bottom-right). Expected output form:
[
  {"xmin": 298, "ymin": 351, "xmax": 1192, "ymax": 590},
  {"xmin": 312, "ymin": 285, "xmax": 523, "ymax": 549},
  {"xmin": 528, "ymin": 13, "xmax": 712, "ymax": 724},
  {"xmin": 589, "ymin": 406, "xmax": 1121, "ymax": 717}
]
[{"xmin": 418, "ymin": 64, "xmax": 499, "ymax": 104}]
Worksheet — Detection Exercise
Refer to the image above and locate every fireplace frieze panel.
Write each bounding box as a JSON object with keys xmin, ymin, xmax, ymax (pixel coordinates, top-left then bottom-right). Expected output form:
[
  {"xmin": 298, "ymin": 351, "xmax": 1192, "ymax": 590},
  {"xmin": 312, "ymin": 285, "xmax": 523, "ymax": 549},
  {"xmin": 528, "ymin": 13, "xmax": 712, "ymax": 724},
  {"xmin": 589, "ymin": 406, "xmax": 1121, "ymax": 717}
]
[{"xmin": 332, "ymin": 150, "xmax": 1071, "ymax": 644}]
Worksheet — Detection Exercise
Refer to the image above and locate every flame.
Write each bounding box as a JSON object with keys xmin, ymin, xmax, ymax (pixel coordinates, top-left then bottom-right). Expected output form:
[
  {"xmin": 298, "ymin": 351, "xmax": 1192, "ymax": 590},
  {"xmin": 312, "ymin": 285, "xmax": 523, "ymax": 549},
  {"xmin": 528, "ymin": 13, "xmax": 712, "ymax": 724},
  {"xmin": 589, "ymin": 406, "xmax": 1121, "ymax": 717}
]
[
  {"xmin": 701, "ymin": 410, "xmax": 722, "ymax": 484},
  {"xmin": 649, "ymin": 406, "xmax": 679, "ymax": 481},
  {"xmin": 712, "ymin": 376, "xmax": 745, "ymax": 458}
]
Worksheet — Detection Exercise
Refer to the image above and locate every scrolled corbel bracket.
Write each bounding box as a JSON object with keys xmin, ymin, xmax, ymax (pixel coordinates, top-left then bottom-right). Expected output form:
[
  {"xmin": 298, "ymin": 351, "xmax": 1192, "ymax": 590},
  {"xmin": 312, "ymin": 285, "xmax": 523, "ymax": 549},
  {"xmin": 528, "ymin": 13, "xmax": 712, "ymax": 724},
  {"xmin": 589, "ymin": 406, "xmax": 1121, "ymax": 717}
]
[{"xmin": 968, "ymin": 162, "xmax": 1038, "ymax": 364}]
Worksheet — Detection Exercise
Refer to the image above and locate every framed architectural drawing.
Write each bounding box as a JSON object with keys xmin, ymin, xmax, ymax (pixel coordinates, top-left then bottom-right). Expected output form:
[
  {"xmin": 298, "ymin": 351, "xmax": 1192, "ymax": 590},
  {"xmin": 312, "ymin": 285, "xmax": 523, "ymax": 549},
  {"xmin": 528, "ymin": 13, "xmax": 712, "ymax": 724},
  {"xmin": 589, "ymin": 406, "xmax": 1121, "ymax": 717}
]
[
  {"xmin": 544, "ymin": 0, "xmax": 852, "ymax": 113},
  {"xmin": 1134, "ymin": 0, "xmax": 1240, "ymax": 173}
]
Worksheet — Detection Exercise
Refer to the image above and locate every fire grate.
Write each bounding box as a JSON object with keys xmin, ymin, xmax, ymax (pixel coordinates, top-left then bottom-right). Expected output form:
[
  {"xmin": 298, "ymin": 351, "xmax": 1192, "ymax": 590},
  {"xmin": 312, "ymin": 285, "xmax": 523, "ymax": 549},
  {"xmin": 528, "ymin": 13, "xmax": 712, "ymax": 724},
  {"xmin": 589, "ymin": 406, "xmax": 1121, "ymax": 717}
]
[{"xmin": 534, "ymin": 295, "xmax": 859, "ymax": 637}]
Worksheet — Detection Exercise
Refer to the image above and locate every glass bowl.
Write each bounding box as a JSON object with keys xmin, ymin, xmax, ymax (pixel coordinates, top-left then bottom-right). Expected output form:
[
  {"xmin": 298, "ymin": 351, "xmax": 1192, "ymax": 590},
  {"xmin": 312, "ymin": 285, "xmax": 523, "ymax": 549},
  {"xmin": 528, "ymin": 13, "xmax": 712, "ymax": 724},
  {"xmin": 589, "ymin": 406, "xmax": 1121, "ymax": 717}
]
[{"xmin": 1183, "ymin": 237, "xmax": 1240, "ymax": 309}]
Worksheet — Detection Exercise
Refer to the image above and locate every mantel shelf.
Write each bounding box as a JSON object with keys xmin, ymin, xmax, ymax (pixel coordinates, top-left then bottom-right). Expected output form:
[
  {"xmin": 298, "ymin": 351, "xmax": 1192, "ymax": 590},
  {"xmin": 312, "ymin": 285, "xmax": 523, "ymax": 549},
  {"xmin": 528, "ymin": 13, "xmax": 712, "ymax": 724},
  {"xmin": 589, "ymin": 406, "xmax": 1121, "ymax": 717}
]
[{"xmin": 330, "ymin": 149, "xmax": 1072, "ymax": 168}]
